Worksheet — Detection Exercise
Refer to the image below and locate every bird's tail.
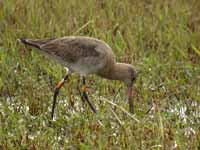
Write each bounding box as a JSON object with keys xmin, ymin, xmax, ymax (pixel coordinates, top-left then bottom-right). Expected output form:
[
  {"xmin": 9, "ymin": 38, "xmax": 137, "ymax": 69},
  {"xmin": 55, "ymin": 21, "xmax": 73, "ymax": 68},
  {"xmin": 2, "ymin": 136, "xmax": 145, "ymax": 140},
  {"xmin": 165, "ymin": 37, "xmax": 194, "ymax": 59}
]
[
  {"xmin": 18, "ymin": 38, "xmax": 42, "ymax": 49},
  {"xmin": 18, "ymin": 38, "xmax": 54, "ymax": 49}
]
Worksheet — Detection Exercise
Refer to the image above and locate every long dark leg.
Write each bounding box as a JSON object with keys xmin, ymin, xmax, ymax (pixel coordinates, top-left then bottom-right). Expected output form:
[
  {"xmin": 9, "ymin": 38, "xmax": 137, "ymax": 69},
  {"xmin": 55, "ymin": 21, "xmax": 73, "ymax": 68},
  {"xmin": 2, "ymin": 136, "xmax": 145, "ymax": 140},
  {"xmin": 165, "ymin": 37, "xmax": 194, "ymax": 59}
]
[
  {"xmin": 51, "ymin": 75, "xmax": 69, "ymax": 119},
  {"xmin": 81, "ymin": 77, "xmax": 97, "ymax": 114}
]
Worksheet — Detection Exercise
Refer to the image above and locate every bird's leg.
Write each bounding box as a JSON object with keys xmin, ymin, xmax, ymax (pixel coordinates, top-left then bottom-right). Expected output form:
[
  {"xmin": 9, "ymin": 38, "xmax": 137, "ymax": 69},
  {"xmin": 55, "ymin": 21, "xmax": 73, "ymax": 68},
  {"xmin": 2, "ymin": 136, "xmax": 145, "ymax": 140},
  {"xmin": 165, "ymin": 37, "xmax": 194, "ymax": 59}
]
[
  {"xmin": 51, "ymin": 75, "xmax": 69, "ymax": 119},
  {"xmin": 81, "ymin": 77, "xmax": 97, "ymax": 114}
]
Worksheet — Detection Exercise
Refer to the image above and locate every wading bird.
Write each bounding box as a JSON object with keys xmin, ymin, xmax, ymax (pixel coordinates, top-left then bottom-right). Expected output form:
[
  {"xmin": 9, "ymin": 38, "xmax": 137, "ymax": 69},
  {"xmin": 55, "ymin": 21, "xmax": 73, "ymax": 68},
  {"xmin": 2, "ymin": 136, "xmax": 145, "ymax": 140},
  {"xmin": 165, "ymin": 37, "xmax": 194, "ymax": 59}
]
[{"xmin": 19, "ymin": 36, "xmax": 137, "ymax": 119}]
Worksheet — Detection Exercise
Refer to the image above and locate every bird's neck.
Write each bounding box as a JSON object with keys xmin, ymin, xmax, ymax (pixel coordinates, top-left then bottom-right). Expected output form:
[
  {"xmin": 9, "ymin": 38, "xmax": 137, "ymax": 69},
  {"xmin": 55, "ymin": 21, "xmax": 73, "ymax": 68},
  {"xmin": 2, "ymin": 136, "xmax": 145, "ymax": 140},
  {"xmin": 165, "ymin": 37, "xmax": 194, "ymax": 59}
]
[
  {"xmin": 98, "ymin": 62, "xmax": 130, "ymax": 82},
  {"xmin": 112, "ymin": 63, "xmax": 130, "ymax": 81}
]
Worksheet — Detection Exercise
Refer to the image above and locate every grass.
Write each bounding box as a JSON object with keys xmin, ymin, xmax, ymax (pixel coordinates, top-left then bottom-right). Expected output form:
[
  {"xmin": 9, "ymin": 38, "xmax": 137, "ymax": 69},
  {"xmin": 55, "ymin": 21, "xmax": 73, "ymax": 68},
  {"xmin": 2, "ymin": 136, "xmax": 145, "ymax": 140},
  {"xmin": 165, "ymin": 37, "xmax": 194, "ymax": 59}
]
[{"xmin": 0, "ymin": 0, "xmax": 200, "ymax": 149}]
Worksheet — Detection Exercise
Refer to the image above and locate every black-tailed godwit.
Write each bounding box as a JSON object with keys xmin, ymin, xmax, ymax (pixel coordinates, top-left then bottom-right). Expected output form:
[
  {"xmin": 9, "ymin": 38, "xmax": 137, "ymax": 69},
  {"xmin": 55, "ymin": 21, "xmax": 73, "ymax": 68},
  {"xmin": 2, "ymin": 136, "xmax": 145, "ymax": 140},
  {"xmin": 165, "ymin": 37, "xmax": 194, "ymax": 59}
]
[{"xmin": 19, "ymin": 36, "xmax": 137, "ymax": 119}]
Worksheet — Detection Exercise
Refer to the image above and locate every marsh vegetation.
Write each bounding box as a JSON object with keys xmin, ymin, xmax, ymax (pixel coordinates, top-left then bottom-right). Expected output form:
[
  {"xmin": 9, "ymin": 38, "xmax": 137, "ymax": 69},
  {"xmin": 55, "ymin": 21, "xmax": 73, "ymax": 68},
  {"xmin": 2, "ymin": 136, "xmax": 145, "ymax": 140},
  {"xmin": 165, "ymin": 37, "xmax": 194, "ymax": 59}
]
[{"xmin": 0, "ymin": 0, "xmax": 200, "ymax": 149}]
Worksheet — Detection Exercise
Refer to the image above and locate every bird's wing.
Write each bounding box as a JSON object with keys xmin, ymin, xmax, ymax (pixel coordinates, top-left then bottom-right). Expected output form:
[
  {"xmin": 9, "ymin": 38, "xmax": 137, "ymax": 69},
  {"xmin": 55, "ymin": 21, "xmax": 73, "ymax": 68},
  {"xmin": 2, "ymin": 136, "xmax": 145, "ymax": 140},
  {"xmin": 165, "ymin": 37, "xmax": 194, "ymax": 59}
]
[{"xmin": 40, "ymin": 37, "xmax": 101, "ymax": 63}]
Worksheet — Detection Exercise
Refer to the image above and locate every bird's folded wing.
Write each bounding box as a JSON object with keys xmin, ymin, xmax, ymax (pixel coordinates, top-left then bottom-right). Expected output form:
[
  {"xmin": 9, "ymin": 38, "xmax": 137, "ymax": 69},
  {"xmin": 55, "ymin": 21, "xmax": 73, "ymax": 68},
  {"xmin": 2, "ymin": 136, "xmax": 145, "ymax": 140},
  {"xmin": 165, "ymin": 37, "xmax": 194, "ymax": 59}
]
[{"xmin": 40, "ymin": 38, "xmax": 101, "ymax": 63}]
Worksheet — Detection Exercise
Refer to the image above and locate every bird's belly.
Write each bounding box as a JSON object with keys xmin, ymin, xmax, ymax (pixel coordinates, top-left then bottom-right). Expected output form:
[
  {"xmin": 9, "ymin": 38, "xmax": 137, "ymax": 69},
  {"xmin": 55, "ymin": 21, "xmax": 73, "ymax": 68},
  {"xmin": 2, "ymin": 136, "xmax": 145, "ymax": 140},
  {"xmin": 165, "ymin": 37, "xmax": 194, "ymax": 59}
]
[
  {"xmin": 65, "ymin": 58, "xmax": 104, "ymax": 75},
  {"xmin": 68, "ymin": 62, "xmax": 101, "ymax": 75},
  {"xmin": 48, "ymin": 53, "xmax": 106, "ymax": 76}
]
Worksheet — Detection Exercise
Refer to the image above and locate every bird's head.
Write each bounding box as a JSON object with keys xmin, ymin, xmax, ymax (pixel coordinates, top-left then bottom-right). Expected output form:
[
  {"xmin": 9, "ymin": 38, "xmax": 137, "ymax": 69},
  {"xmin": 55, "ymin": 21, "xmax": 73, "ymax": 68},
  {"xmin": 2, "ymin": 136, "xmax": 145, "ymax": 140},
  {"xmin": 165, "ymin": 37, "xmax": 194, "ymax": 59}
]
[{"xmin": 123, "ymin": 64, "xmax": 137, "ymax": 87}]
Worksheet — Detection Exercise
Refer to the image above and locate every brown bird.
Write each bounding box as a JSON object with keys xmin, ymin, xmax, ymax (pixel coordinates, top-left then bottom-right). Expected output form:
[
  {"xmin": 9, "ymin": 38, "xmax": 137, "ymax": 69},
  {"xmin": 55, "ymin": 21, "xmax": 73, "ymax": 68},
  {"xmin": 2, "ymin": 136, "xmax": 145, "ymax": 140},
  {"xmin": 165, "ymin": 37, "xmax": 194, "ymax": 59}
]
[{"xmin": 19, "ymin": 36, "xmax": 137, "ymax": 119}]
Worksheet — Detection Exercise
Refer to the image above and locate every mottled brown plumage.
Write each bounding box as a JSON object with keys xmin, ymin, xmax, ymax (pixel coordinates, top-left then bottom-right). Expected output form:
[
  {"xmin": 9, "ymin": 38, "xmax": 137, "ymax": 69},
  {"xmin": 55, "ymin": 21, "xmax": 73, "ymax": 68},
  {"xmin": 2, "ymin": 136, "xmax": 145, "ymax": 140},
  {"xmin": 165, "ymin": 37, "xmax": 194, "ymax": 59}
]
[{"xmin": 19, "ymin": 36, "xmax": 137, "ymax": 116}]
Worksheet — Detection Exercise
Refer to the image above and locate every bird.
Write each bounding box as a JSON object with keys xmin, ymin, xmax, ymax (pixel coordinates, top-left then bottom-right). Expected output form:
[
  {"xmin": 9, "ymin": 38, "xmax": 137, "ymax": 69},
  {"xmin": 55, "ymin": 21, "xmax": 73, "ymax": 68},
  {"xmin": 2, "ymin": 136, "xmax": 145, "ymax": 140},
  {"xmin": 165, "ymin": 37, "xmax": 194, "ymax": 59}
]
[{"xmin": 18, "ymin": 36, "xmax": 137, "ymax": 119}]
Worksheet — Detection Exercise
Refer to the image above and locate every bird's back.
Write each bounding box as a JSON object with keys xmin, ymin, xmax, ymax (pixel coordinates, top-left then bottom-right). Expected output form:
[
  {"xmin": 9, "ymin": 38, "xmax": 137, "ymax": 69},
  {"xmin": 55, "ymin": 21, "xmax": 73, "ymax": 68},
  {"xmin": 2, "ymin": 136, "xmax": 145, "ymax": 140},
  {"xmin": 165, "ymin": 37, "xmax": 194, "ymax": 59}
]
[{"xmin": 20, "ymin": 36, "xmax": 116, "ymax": 75}]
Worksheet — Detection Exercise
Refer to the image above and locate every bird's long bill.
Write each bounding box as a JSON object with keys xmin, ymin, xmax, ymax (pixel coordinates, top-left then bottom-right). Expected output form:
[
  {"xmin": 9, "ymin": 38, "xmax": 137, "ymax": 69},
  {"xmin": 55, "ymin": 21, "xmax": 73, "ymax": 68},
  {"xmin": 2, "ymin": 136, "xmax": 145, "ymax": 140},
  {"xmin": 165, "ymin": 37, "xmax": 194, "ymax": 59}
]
[{"xmin": 127, "ymin": 86, "xmax": 134, "ymax": 113}]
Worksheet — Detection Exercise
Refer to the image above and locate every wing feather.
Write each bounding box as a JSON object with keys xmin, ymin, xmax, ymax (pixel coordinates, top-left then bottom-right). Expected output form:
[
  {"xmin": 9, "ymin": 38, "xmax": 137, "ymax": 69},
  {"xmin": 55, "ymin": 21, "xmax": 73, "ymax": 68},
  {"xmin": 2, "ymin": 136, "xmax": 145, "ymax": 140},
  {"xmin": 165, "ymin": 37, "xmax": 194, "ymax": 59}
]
[{"xmin": 40, "ymin": 37, "xmax": 101, "ymax": 63}]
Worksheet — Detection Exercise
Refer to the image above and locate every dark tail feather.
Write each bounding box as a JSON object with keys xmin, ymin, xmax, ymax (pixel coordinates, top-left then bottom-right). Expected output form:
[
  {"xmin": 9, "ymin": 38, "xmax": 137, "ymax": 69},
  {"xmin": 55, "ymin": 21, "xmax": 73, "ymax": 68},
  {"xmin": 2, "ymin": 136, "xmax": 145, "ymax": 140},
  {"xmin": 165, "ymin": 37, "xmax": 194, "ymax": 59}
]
[
  {"xmin": 18, "ymin": 38, "xmax": 55, "ymax": 49},
  {"xmin": 18, "ymin": 38, "xmax": 41, "ymax": 49}
]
